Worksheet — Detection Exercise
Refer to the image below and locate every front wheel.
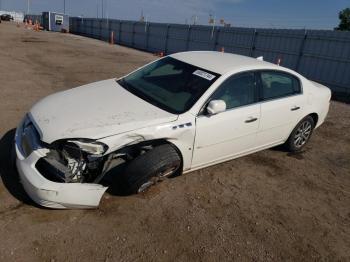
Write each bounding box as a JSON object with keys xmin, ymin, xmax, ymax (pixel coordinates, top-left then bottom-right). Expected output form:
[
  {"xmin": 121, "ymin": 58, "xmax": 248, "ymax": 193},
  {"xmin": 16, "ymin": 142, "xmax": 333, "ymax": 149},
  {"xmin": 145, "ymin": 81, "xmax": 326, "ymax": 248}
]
[
  {"xmin": 285, "ymin": 116, "xmax": 315, "ymax": 152},
  {"xmin": 121, "ymin": 144, "xmax": 182, "ymax": 194}
]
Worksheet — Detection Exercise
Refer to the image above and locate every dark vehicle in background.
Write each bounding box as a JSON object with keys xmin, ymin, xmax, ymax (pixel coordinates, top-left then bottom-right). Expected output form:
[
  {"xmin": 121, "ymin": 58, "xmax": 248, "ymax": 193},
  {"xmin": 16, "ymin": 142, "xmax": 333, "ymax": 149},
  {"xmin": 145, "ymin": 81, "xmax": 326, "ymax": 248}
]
[{"xmin": 1, "ymin": 14, "xmax": 14, "ymax": 21}]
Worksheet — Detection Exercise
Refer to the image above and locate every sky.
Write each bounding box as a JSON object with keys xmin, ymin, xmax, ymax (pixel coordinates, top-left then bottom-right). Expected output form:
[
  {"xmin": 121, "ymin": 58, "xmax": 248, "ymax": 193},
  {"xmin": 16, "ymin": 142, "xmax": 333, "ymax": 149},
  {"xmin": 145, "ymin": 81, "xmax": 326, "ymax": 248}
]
[{"xmin": 0, "ymin": 0, "xmax": 348, "ymax": 29}]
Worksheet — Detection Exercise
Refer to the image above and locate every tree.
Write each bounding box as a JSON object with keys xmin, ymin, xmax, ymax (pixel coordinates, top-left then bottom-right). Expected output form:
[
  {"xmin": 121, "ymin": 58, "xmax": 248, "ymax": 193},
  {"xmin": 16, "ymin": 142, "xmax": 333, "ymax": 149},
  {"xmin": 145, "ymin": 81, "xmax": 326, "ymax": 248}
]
[{"xmin": 335, "ymin": 8, "xmax": 350, "ymax": 31}]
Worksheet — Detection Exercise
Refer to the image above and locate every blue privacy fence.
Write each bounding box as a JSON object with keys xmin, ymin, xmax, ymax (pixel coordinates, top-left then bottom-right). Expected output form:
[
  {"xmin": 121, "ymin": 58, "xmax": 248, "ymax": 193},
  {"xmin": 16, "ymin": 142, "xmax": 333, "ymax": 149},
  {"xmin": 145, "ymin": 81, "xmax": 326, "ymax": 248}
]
[{"xmin": 64, "ymin": 17, "xmax": 350, "ymax": 101}]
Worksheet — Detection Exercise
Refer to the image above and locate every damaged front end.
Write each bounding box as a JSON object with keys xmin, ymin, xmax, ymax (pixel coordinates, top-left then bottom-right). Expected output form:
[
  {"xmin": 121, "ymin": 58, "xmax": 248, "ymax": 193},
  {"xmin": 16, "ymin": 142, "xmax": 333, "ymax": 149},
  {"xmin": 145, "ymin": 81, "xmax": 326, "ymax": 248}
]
[
  {"xmin": 14, "ymin": 115, "xmax": 121, "ymax": 209},
  {"xmin": 15, "ymin": 113, "xmax": 181, "ymax": 209},
  {"xmin": 37, "ymin": 139, "xmax": 109, "ymax": 184}
]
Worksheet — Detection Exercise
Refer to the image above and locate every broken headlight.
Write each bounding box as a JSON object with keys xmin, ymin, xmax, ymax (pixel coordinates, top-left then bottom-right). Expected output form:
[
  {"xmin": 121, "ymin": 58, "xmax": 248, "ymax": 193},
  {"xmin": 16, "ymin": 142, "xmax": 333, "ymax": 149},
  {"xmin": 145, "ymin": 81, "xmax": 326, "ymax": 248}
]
[
  {"xmin": 62, "ymin": 140, "xmax": 108, "ymax": 182},
  {"xmin": 18, "ymin": 114, "xmax": 42, "ymax": 158},
  {"xmin": 35, "ymin": 139, "xmax": 108, "ymax": 183},
  {"xmin": 67, "ymin": 140, "xmax": 109, "ymax": 156}
]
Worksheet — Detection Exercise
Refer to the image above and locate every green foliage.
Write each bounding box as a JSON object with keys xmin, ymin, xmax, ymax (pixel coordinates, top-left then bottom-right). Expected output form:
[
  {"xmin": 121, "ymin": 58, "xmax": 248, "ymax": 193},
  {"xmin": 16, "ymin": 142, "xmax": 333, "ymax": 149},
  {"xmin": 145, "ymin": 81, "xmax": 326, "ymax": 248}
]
[{"xmin": 335, "ymin": 8, "xmax": 350, "ymax": 31}]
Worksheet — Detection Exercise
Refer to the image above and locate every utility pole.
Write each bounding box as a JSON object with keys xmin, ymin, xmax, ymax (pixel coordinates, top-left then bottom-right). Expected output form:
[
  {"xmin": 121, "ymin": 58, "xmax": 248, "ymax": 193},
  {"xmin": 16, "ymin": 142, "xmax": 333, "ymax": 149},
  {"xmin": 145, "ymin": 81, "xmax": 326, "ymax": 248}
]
[
  {"xmin": 209, "ymin": 14, "xmax": 216, "ymax": 39},
  {"xmin": 27, "ymin": 0, "xmax": 30, "ymax": 14},
  {"xmin": 63, "ymin": 0, "xmax": 66, "ymax": 14},
  {"xmin": 140, "ymin": 9, "xmax": 145, "ymax": 22},
  {"xmin": 191, "ymin": 15, "xmax": 198, "ymax": 25},
  {"xmin": 101, "ymin": 0, "xmax": 104, "ymax": 19},
  {"xmin": 105, "ymin": 0, "xmax": 109, "ymax": 25}
]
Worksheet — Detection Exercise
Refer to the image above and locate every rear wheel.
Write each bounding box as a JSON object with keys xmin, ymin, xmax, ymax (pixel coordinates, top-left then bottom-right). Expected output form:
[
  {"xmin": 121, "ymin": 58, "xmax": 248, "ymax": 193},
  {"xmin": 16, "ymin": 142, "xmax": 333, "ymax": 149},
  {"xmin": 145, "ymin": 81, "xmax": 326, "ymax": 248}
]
[
  {"xmin": 285, "ymin": 116, "xmax": 315, "ymax": 152},
  {"xmin": 121, "ymin": 144, "xmax": 182, "ymax": 194}
]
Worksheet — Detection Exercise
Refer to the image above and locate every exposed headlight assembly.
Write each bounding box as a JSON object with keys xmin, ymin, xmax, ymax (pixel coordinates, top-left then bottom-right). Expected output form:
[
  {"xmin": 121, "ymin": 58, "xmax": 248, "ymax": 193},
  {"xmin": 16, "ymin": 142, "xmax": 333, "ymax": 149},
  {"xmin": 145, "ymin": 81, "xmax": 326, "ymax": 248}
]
[
  {"xmin": 19, "ymin": 114, "xmax": 42, "ymax": 158},
  {"xmin": 67, "ymin": 140, "xmax": 109, "ymax": 155}
]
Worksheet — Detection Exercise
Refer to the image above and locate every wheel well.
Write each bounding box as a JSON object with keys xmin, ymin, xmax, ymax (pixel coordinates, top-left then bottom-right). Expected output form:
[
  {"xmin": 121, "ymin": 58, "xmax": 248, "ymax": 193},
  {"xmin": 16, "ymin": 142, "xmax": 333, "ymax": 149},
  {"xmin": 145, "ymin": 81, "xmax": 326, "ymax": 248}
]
[
  {"xmin": 148, "ymin": 140, "xmax": 184, "ymax": 169},
  {"xmin": 309, "ymin": 113, "xmax": 319, "ymax": 126},
  {"xmin": 115, "ymin": 139, "xmax": 184, "ymax": 167}
]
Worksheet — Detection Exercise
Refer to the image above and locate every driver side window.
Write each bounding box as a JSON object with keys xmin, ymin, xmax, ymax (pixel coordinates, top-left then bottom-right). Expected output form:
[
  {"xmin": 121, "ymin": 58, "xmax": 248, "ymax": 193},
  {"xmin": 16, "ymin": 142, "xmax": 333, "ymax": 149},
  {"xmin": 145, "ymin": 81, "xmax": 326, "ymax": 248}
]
[{"xmin": 210, "ymin": 72, "xmax": 257, "ymax": 110}]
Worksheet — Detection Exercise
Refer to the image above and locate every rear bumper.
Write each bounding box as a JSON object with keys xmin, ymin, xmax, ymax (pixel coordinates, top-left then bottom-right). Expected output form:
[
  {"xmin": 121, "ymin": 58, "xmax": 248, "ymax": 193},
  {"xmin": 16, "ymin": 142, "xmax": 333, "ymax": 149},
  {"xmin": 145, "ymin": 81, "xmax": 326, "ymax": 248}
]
[
  {"xmin": 15, "ymin": 125, "xmax": 107, "ymax": 209},
  {"xmin": 315, "ymin": 101, "xmax": 330, "ymax": 129}
]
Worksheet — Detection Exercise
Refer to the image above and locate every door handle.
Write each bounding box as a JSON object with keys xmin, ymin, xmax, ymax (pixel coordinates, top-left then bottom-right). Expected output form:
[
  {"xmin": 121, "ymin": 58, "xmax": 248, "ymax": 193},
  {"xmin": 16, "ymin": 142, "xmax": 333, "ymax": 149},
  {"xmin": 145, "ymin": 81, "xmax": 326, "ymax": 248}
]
[
  {"xmin": 291, "ymin": 106, "xmax": 301, "ymax": 111},
  {"xmin": 245, "ymin": 117, "xmax": 258, "ymax": 123}
]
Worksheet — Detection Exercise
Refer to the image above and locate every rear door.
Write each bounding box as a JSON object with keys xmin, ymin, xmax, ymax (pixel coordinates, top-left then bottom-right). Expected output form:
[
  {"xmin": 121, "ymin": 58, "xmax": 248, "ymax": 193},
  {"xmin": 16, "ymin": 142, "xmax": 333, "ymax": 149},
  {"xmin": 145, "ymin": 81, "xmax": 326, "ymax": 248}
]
[
  {"xmin": 256, "ymin": 70, "xmax": 306, "ymax": 147},
  {"xmin": 192, "ymin": 71, "xmax": 261, "ymax": 168}
]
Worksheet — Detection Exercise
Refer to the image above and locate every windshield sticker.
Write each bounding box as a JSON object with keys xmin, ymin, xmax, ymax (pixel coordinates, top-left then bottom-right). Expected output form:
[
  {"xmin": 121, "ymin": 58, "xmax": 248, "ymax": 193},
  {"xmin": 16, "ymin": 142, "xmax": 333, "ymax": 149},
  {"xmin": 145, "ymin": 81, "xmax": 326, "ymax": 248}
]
[{"xmin": 193, "ymin": 70, "xmax": 216, "ymax": 81}]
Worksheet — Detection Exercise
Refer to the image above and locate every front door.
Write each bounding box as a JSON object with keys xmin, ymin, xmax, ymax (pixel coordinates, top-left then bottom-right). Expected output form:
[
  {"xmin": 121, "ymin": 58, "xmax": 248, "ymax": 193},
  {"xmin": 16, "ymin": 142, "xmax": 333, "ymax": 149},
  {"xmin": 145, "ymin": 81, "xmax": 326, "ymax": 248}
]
[{"xmin": 192, "ymin": 71, "xmax": 261, "ymax": 169}]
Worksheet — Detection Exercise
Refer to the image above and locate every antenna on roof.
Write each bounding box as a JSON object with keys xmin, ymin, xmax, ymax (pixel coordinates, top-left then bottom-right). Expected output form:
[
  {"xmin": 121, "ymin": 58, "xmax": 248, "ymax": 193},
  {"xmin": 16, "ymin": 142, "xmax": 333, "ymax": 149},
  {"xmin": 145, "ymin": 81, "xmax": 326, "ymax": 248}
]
[{"xmin": 256, "ymin": 56, "xmax": 264, "ymax": 61}]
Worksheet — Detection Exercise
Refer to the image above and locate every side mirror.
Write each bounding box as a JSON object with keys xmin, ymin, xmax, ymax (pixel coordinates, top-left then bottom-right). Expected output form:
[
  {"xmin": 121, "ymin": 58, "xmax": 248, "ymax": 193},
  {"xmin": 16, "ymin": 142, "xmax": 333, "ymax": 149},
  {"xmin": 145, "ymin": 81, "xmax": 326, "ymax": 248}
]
[{"xmin": 206, "ymin": 100, "xmax": 226, "ymax": 115}]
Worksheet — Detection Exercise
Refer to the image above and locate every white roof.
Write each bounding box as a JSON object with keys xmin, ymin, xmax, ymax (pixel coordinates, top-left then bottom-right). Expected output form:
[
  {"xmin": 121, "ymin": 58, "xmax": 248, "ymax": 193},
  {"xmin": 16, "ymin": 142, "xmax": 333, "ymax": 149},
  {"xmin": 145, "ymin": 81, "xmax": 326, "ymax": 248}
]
[{"xmin": 170, "ymin": 51, "xmax": 280, "ymax": 75}]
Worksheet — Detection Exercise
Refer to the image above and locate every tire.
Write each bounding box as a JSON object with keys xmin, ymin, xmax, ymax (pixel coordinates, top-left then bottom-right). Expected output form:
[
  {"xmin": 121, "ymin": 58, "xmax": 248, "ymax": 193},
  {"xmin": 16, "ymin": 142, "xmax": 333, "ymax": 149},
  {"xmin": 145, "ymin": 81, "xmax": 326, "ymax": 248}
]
[
  {"xmin": 121, "ymin": 144, "xmax": 182, "ymax": 194},
  {"xmin": 11, "ymin": 139, "xmax": 17, "ymax": 168},
  {"xmin": 285, "ymin": 115, "xmax": 315, "ymax": 152}
]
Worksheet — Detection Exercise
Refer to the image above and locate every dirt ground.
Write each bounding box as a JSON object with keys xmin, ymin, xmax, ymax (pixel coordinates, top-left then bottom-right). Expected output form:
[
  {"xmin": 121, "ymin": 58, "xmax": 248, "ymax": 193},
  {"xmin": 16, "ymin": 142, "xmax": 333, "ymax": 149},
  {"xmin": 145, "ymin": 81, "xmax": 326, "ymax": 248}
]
[{"xmin": 0, "ymin": 22, "xmax": 349, "ymax": 262}]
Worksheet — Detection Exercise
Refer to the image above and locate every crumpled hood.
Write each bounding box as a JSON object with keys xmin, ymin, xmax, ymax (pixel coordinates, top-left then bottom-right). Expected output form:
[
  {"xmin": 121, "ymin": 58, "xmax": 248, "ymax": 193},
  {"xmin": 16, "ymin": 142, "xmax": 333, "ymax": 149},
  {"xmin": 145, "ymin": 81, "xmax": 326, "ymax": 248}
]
[{"xmin": 30, "ymin": 79, "xmax": 178, "ymax": 143}]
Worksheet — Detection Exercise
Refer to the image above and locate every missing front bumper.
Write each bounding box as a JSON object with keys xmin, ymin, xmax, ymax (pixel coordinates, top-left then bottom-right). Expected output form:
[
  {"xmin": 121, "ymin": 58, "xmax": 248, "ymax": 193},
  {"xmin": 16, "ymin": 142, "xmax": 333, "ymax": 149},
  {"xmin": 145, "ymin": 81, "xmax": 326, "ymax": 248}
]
[{"xmin": 15, "ymin": 126, "xmax": 108, "ymax": 209}]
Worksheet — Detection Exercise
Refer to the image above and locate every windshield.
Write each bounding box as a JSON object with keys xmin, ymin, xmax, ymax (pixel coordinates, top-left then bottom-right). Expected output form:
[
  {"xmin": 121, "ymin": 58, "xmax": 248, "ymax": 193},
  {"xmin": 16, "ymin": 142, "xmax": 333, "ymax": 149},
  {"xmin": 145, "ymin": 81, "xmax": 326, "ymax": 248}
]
[{"xmin": 118, "ymin": 57, "xmax": 220, "ymax": 114}]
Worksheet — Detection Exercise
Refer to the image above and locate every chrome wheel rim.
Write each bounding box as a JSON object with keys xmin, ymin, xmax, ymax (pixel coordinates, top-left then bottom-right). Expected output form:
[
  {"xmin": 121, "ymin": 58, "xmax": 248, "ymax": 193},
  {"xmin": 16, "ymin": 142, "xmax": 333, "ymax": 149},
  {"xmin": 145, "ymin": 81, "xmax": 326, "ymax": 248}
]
[
  {"xmin": 137, "ymin": 164, "xmax": 180, "ymax": 193},
  {"xmin": 294, "ymin": 121, "xmax": 312, "ymax": 148}
]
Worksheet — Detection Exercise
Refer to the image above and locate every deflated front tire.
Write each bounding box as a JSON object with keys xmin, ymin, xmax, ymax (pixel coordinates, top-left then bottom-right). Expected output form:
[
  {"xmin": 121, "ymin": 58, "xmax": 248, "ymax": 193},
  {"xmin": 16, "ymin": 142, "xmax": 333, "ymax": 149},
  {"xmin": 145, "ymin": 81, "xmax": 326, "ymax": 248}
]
[{"xmin": 120, "ymin": 144, "xmax": 182, "ymax": 194}]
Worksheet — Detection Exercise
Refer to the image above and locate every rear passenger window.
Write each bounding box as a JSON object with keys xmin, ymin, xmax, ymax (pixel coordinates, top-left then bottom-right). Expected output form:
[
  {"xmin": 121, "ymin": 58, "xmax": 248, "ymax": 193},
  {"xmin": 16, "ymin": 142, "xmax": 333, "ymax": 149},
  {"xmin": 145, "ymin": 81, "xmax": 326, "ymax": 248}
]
[{"xmin": 260, "ymin": 71, "xmax": 301, "ymax": 100}]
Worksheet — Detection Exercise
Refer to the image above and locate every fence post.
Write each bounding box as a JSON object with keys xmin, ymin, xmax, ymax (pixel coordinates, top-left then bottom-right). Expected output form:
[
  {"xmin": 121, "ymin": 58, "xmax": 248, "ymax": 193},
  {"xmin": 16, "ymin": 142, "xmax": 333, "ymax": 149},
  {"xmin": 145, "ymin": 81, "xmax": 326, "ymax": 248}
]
[
  {"xmin": 86, "ymin": 19, "xmax": 89, "ymax": 37},
  {"xmin": 119, "ymin": 20, "xmax": 122, "ymax": 45},
  {"xmin": 164, "ymin": 24, "xmax": 170, "ymax": 54},
  {"xmin": 107, "ymin": 18, "xmax": 111, "ymax": 42},
  {"xmin": 132, "ymin": 22, "xmax": 136, "ymax": 47},
  {"xmin": 186, "ymin": 25, "xmax": 192, "ymax": 51},
  {"xmin": 76, "ymin": 18, "xmax": 79, "ymax": 34},
  {"xmin": 213, "ymin": 27, "xmax": 220, "ymax": 51},
  {"xmin": 249, "ymin": 29, "xmax": 257, "ymax": 57},
  {"xmin": 79, "ymin": 18, "xmax": 82, "ymax": 35},
  {"xmin": 145, "ymin": 23, "xmax": 150, "ymax": 52},
  {"xmin": 296, "ymin": 29, "xmax": 308, "ymax": 72},
  {"xmin": 100, "ymin": 19, "xmax": 103, "ymax": 40}
]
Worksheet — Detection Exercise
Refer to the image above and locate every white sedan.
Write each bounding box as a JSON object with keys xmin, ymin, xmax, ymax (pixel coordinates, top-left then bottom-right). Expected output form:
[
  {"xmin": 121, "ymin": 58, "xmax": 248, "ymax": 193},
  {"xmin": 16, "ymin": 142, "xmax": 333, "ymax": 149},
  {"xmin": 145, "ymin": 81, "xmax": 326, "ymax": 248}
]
[{"xmin": 15, "ymin": 51, "xmax": 331, "ymax": 209}]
